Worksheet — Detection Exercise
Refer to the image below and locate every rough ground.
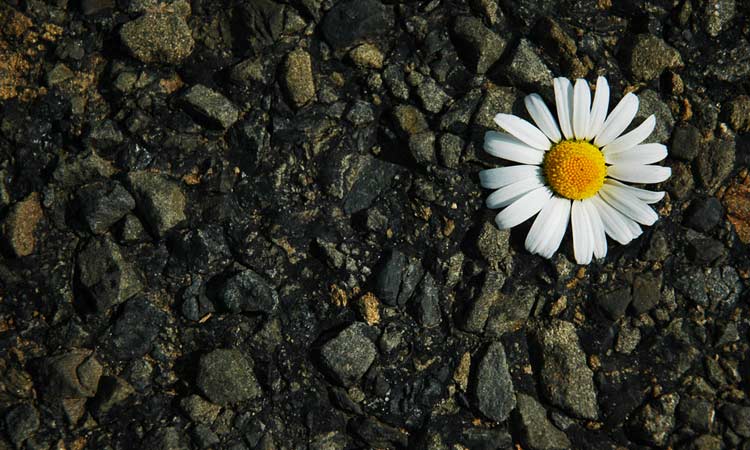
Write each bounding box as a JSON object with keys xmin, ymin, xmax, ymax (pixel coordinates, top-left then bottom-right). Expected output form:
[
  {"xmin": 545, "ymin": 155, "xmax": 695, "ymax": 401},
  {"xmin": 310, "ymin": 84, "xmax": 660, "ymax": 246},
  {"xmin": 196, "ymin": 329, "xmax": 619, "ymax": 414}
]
[{"xmin": 1, "ymin": 0, "xmax": 749, "ymax": 449}]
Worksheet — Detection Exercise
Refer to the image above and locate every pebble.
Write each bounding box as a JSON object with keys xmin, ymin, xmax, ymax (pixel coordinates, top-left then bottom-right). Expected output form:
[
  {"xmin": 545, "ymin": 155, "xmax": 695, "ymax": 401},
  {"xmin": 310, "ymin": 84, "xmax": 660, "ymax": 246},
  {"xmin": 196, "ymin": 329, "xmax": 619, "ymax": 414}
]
[
  {"xmin": 219, "ymin": 269, "xmax": 279, "ymax": 314},
  {"xmin": 120, "ymin": 13, "xmax": 194, "ymax": 64},
  {"xmin": 2, "ymin": 192, "xmax": 43, "ymax": 257},
  {"xmin": 504, "ymin": 39, "xmax": 553, "ymax": 90},
  {"xmin": 76, "ymin": 181, "xmax": 135, "ymax": 234},
  {"xmin": 181, "ymin": 84, "xmax": 240, "ymax": 129},
  {"xmin": 514, "ymin": 393, "xmax": 571, "ymax": 450},
  {"xmin": 283, "ymin": 49, "xmax": 316, "ymax": 108},
  {"xmin": 197, "ymin": 349, "xmax": 262, "ymax": 405},
  {"xmin": 627, "ymin": 34, "xmax": 683, "ymax": 81},
  {"xmin": 108, "ymin": 297, "xmax": 167, "ymax": 360},
  {"xmin": 472, "ymin": 342, "xmax": 515, "ymax": 422},
  {"xmin": 77, "ymin": 236, "xmax": 142, "ymax": 312},
  {"xmin": 451, "ymin": 16, "xmax": 506, "ymax": 74},
  {"xmin": 321, "ymin": 0, "xmax": 394, "ymax": 49},
  {"xmin": 126, "ymin": 171, "xmax": 187, "ymax": 238},
  {"xmin": 320, "ymin": 323, "xmax": 377, "ymax": 387},
  {"xmin": 628, "ymin": 393, "xmax": 680, "ymax": 446}
]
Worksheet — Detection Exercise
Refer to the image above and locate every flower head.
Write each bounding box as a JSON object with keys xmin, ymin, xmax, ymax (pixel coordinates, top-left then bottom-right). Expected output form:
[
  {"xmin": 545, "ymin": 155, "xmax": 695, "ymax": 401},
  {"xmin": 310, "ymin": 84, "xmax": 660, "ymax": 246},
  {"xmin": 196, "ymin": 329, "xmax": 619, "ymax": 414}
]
[{"xmin": 480, "ymin": 77, "xmax": 671, "ymax": 264}]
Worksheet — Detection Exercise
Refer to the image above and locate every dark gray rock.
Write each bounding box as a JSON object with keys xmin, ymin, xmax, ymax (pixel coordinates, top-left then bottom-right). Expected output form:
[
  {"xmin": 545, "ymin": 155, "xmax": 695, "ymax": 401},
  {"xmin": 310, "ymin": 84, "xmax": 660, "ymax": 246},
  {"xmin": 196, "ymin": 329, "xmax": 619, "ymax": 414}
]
[
  {"xmin": 126, "ymin": 171, "xmax": 187, "ymax": 237},
  {"xmin": 320, "ymin": 322, "xmax": 377, "ymax": 387},
  {"xmin": 534, "ymin": 320, "xmax": 598, "ymax": 419},
  {"xmin": 632, "ymin": 273, "xmax": 662, "ymax": 314},
  {"xmin": 120, "ymin": 13, "xmax": 194, "ymax": 64},
  {"xmin": 77, "ymin": 236, "xmax": 142, "ymax": 312},
  {"xmin": 460, "ymin": 427, "xmax": 513, "ymax": 449},
  {"xmin": 684, "ymin": 197, "xmax": 724, "ymax": 232},
  {"xmin": 86, "ymin": 120, "xmax": 123, "ymax": 150},
  {"xmin": 219, "ymin": 269, "xmax": 279, "ymax": 314},
  {"xmin": 666, "ymin": 162, "xmax": 695, "ymax": 200},
  {"xmin": 476, "ymin": 221, "xmax": 511, "ymax": 270},
  {"xmin": 415, "ymin": 78, "xmax": 450, "ymax": 114},
  {"xmin": 37, "ymin": 349, "xmax": 102, "ymax": 400},
  {"xmin": 180, "ymin": 395, "xmax": 221, "ymax": 425},
  {"xmin": 701, "ymin": 0, "xmax": 736, "ymax": 37},
  {"xmin": 670, "ymin": 124, "xmax": 702, "ymax": 161},
  {"xmin": 346, "ymin": 101, "xmax": 376, "ymax": 126},
  {"xmin": 514, "ymin": 393, "xmax": 571, "ymax": 450},
  {"xmin": 677, "ymin": 397, "xmax": 715, "ymax": 432},
  {"xmin": 461, "ymin": 271, "xmax": 505, "ymax": 333},
  {"xmin": 696, "ymin": 138, "xmax": 735, "ymax": 192},
  {"xmin": 181, "ymin": 278, "xmax": 214, "ymax": 321},
  {"xmin": 473, "ymin": 342, "xmax": 515, "ymax": 422},
  {"xmin": 438, "ymin": 133, "xmax": 463, "ymax": 169},
  {"xmin": 721, "ymin": 403, "xmax": 750, "ymax": 437},
  {"xmin": 77, "ymin": 180, "xmax": 135, "ymax": 234},
  {"xmin": 485, "ymin": 285, "xmax": 536, "ymax": 337},
  {"xmin": 197, "ymin": 349, "xmax": 261, "ymax": 405},
  {"xmin": 412, "ymin": 272, "xmax": 441, "ymax": 328},
  {"xmin": 451, "ymin": 16, "xmax": 506, "ymax": 74},
  {"xmin": 192, "ymin": 424, "xmax": 220, "ymax": 449},
  {"xmin": 626, "ymin": 34, "xmax": 683, "ymax": 81},
  {"xmin": 687, "ymin": 235, "xmax": 726, "ymax": 266},
  {"xmin": 439, "ymin": 89, "xmax": 482, "ymax": 135},
  {"xmin": 383, "ymin": 65, "xmax": 409, "ymax": 100},
  {"xmin": 374, "ymin": 249, "xmax": 407, "ymax": 306},
  {"xmin": 81, "ymin": 0, "xmax": 115, "ymax": 15},
  {"xmin": 321, "ymin": 0, "xmax": 394, "ymax": 49},
  {"xmin": 4, "ymin": 403, "xmax": 39, "ymax": 447},
  {"xmin": 397, "ymin": 260, "xmax": 425, "ymax": 306},
  {"xmin": 635, "ymin": 90, "xmax": 674, "ymax": 144},
  {"xmin": 628, "ymin": 393, "xmax": 680, "ymax": 446},
  {"xmin": 409, "ymin": 131, "xmax": 437, "ymax": 166},
  {"xmin": 143, "ymin": 426, "xmax": 189, "ymax": 450},
  {"xmin": 597, "ymin": 287, "xmax": 632, "ymax": 320},
  {"xmin": 169, "ymin": 226, "xmax": 232, "ymax": 274},
  {"xmin": 504, "ymin": 39, "xmax": 553, "ymax": 90},
  {"xmin": 109, "ymin": 297, "xmax": 167, "ymax": 360},
  {"xmin": 181, "ymin": 84, "xmax": 239, "ymax": 129},
  {"xmin": 341, "ymin": 155, "xmax": 401, "ymax": 214},
  {"xmin": 615, "ymin": 321, "xmax": 641, "ymax": 354},
  {"xmin": 90, "ymin": 376, "xmax": 135, "ymax": 419},
  {"xmin": 351, "ymin": 417, "xmax": 408, "ymax": 449}
]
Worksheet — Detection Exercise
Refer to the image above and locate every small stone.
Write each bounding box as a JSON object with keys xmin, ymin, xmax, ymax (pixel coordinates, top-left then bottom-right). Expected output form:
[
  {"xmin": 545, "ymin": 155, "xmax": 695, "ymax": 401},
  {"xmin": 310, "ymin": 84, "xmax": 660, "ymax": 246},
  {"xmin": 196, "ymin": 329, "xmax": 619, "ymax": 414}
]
[
  {"xmin": 534, "ymin": 320, "xmax": 598, "ymax": 419},
  {"xmin": 438, "ymin": 133, "xmax": 463, "ymax": 168},
  {"xmin": 181, "ymin": 84, "xmax": 239, "ymax": 129},
  {"xmin": 145, "ymin": 426, "xmax": 190, "ymax": 450},
  {"xmin": 461, "ymin": 271, "xmax": 505, "ymax": 333},
  {"xmin": 180, "ymin": 395, "xmax": 221, "ymax": 425},
  {"xmin": 373, "ymin": 249, "xmax": 407, "ymax": 306},
  {"xmin": 320, "ymin": 322, "xmax": 377, "ymax": 387},
  {"xmin": 192, "ymin": 424, "xmax": 220, "ymax": 449},
  {"xmin": 2, "ymin": 192, "xmax": 43, "ymax": 257},
  {"xmin": 197, "ymin": 349, "xmax": 261, "ymax": 405},
  {"xmin": 696, "ymin": 138, "xmax": 735, "ymax": 191},
  {"xmin": 514, "ymin": 393, "xmax": 571, "ymax": 450},
  {"xmin": 346, "ymin": 100, "xmax": 375, "ymax": 126},
  {"xmin": 628, "ymin": 393, "xmax": 680, "ymax": 446},
  {"xmin": 393, "ymin": 104, "xmax": 428, "ymax": 136},
  {"xmin": 36, "ymin": 349, "xmax": 102, "ymax": 400},
  {"xmin": 383, "ymin": 65, "xmax": 409, "ymax": 100},
  {"xmin": 76, "ymin": 181, "xmax": 136, "ymax": 234},
  {"xmin": 702, "ymin": 0, "xmax": 736, "ymax": 37},
  {"xmin": 219, "ymin": 269, "xmax": 279, "ymax": 314},
  {"xmin": 120, "ymin": 13, "xmax": 194, "ymax": 64},
  {"xmin": 670, "ymin": 124, "xmax": 702, "ymax": 161},
  {"xmin": 476, "ymin": 221, "xmax": 511, "ymax": 269},
  {"xmin": 338, "ymin": 154, "xmax": 401, "ymax": 214},
  {"xmin": 415, "ymin": 78, "xmax": 450, "ymax": 114},
  {"xmin": 321, "ymin": 0, "xmax": 394, "ymax": 49},
  {"xmin": 724, "ymin": 95, "xmax": 750, "ymax": 132},
  {"xmin": 721, "ymin": 403, "xmax": 750, "ymax": 437},
  {"xmin": 451, "ymin": 16, "xmax": 506, "ymax": 74},
  {"xmin": 349, "ymin": 43, "xmax": 384, "ymax": 69},
  {"xmin": 677, "ymin": 397, "xmax": 715, "ymax": 432},
  {"xmin": 4, "ymin": 403, "xmax": 39, "ymax": 447},
  {"xmin": 351, "ymin": 416, "xmax": 409, "ymax": 448},
  {"xmin": 684, "ymin": 197, "xmax": 724, "ymax": 232},
  {"xmin": 90, "ymin": 376, "xmax": 135, "ymax": 418},
  {"xmin": 484, "ymin": 285, "xmax": 536, "ymax": 337},
  {"xmin": 597, "ymin": 287, "xmax": 632, "ymax": 320},
  {"xmin": 283, "ymin": 49, "xmax": 316, "ymax": 108},
  {"xmin": 126, "ymin": 171, "xmax": 187, "ymax": 238},
  {"xmin": 109, "ymin": 297, "xmax": 167, "ymax": 360},
  {"xmin": 666, "ymin": 161, "xmax": 694, "ymax": 200},
  {"xmin": 687, "ymin": 435, "xmax": 722, "ymax": 450},
  {"xmin": 357, "ymin": 292, "xmax": 380, "ymax": 326},
  {"xmin": 86, "ymin": 120, "xmax": 124, "ymax": 150},
  {"xmin": 46, "ymin": 63, "xmax": 74, "ymax": 86},
  {"xmin": 409, "ymin": 131, "xmax": 436, "ymax": 166},
  {"xmin": 472, "ymin": 342, "xmax": 515, "ymax": 422},
  {"xmin": 615, "ymin": 321, "xmax": 641, "ymax": 354},
  {"xmin": 722, "ymin": 176, "xmax": 750, "ymax": 243},
  {"xmin": 632, "ymin": 273, "xmax": 662, "ymax": 314},
  {"xmin": 504, "ymin": 39, "xmax": 553, "ymax": 90},
  {"xmin": 440, "ymin": 89, "xmax": 482, "ymax": 134},
  {"xmin": 635, "ymin": 90, "xmax": 674, "ymax": 143},
  {"xmin": 412, "ymin": 272, "xmax": 441, "ymax": 328},
  {"xmin": 77, "ymin": 237, "xmax": 142, "ymax": 311},
  {"xmin": 627, "ymin": 34, "xmax": 683, "ymax": 81}
]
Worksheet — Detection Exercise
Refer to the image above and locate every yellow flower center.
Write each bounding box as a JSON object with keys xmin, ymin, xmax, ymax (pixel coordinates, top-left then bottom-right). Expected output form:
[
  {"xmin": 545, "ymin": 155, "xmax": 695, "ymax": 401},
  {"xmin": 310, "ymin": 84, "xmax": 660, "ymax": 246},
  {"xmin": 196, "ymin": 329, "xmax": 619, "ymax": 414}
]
[{"xmin": 543, "ymin": 140, "xmax": 606, "ymax": 200}]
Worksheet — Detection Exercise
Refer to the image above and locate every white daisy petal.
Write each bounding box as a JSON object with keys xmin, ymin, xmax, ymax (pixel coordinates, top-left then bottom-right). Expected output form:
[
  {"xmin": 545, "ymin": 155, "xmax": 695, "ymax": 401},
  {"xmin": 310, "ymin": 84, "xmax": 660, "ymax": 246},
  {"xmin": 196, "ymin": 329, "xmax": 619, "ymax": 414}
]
[
  {"xmin": 582, "ymin": 199, "xmax": 607, "ymax": 259},
  {"xmin": 607, "ymin": 164, "xmax": 672, "ymax": 184},
  {"xmin": 484, "ymin": 131, "xmax": 545, "ymax": 164},
  {"xmin": 602, "ymin": 115, "xmax": 656, "ymax": 154},
  {"xmin": 599, "ymin": 183, "xmax": 658, "ymax": 226},
  {"xmin": 594, "ymin": 93, "xmax": 639, "ymax": 147},
  {"xmin": 586, "ymin": 76, "xmax": 610, "ymax": 140},
  {"xmin": 486, "ymin": 176, "xmax": 545, "ymax": 209},
  {"xmin": 604, "ymin": 179, "xmax": 665, "ymax": 204},
  {"xmin": 573, "ymin": 79, "xmax": 591, "ymax": 140},
  {"xmin": 525, "ymin": 196, "xmax": 558, "ymax": 254},
  {"xmin": 494, "ymin": 186, "xmax": 552, "ymax": 229},
  {"xmin": 554, "ymin": 77, "xmax": 574, "ymax": 140},
  {"xmin": 571, "ymin": 200, "xmax": 594, "ymax": 265},
  {"xmin": 605, "ymin": 143, "xmax": 668, "ymax": 165},
  {"xmin": 589, "ymin": 195, "xmax": 634, "ymax": 245},
  {"xmin": 479, "ymin": 165, "xmax": 542, "ymax": 189},
  {"xmin": 525, "ymin": 94, "xmax": 562, "ymax": 143},
  {"xmin": 494, "ymin": 114, "xmax": 551, "ymax": 150},
  {"xmin": 536, "ymin": 197, "xmax": 572, "ymax": 259}
]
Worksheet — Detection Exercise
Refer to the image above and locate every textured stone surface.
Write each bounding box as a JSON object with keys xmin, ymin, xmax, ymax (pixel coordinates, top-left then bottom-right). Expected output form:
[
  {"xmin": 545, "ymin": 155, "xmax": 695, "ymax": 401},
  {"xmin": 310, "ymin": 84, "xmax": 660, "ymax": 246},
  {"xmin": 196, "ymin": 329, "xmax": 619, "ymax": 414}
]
[{"xmin": 197, "ymin": 349, "xmax": 261, "ymax": 405}]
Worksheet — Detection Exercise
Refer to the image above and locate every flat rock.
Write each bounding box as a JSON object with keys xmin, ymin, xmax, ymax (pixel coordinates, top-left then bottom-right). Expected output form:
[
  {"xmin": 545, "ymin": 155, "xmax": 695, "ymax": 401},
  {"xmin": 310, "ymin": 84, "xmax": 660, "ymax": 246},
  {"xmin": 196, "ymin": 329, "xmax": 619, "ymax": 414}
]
[
  {"xmin": 514, "ymin": 393, "xmax": 571, "ymax": 450},
  {"xmin": 451, "ymin": 16, "xmax": 506, "ymax": 74},
  {"xmin": 504, "ymin": 39, "xmax": 553, "ymax": 90},
  {"xmin": 320, "ymin": 322, "xmax": 377, "ymax": 387},
  {"xmin": 120, "ymin": 13, "xmax": 194, "ymax": 64},
  {"xmin": 627, "ymin": 34, "xmax": 683, "ymax": 81},
  {"xmin": 36, "ymin": 349, "xmax": 102, "ymax": 400},
  {"xmin": 628, "ymin": 393, "xmax": 680, "ymax": 446},
  {"xmin": 126, "ymin": 171, "xmax": 187, "ymax": 237},
  {"xmin": 533, "ymin": 320, "xmax": 599, "ymax": 419},
  {"xmin": 181, "ymin": 84, "xmax": 239, "ymax": 129},
  {"xmin": 472, "ymin": 342, "xmax": 515, "ymax": 422},
  {"xmin": 109, "ymin": 297, "xmax": 167, "ymax": 360},
  {"xmin": 219, "ymin": 269, "xmax": 279, "ymax": 314},
  {"xmin": 197, "ymin": 349, "xmax": 261, "ymax": 405},
  {"xmin": 77, "ymin": 236, "xmax": 142, "ymax": 312}
]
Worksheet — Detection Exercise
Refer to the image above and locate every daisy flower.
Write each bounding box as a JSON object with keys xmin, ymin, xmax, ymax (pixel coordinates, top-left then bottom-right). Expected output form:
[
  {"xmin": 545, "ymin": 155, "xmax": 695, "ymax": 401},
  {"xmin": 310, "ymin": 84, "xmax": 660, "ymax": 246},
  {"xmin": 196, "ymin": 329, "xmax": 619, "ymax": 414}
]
[{"xmin": 479, "ymin": 77, "xmax": 671, "ymax": 264}]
